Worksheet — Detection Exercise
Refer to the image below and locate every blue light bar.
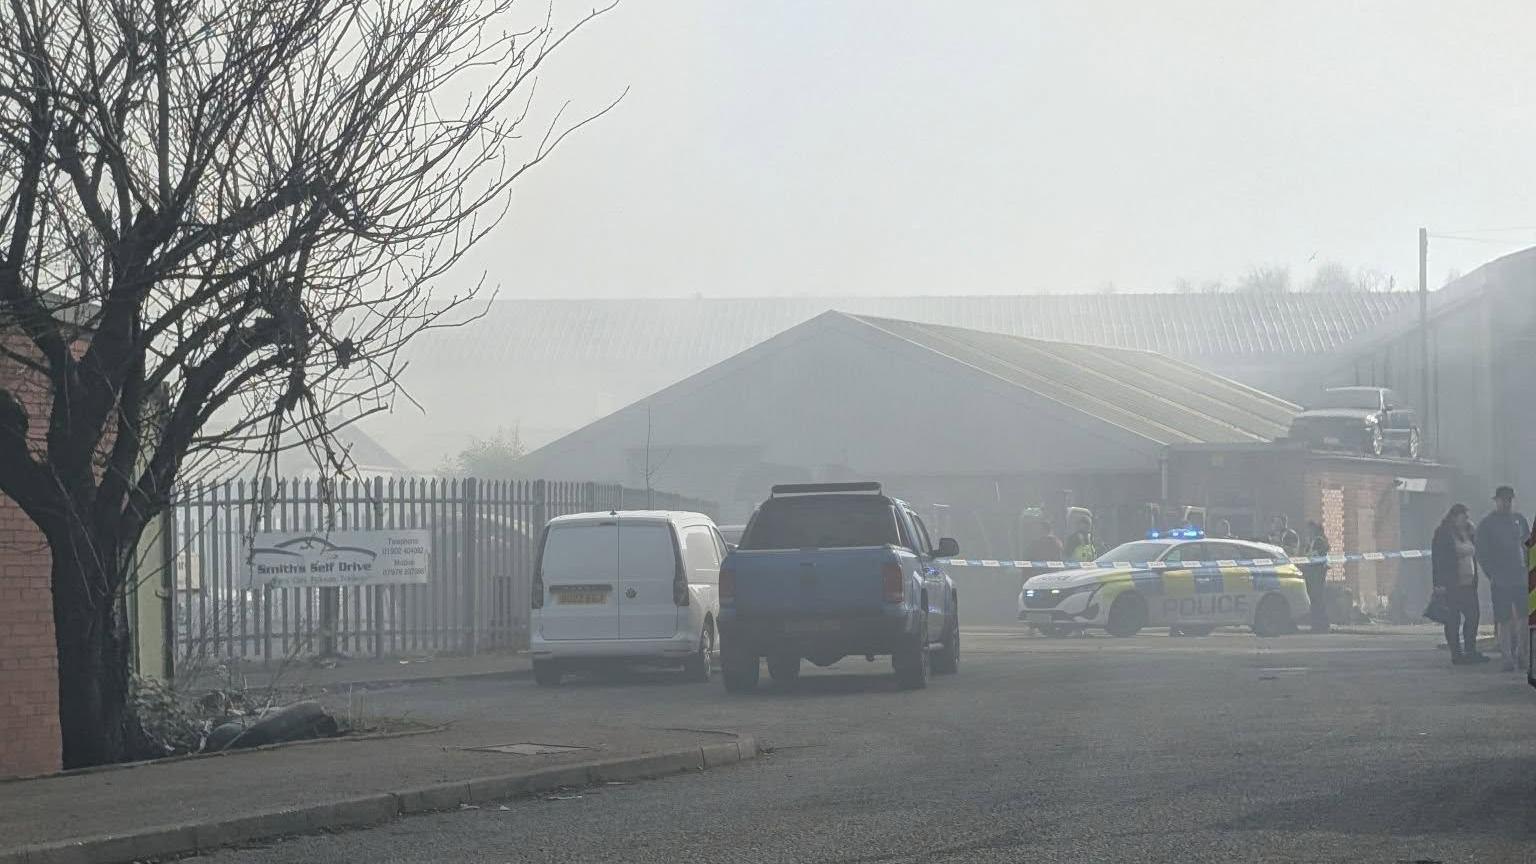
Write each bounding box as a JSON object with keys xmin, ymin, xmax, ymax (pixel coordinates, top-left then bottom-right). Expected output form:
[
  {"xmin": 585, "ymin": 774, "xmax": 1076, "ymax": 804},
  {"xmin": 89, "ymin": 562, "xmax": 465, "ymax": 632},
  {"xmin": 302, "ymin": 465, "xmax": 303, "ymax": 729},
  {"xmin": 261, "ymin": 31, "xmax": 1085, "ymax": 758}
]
[{"xmin": 1147, "ymin": 526, "xmax": 1204, "ymax": 540}]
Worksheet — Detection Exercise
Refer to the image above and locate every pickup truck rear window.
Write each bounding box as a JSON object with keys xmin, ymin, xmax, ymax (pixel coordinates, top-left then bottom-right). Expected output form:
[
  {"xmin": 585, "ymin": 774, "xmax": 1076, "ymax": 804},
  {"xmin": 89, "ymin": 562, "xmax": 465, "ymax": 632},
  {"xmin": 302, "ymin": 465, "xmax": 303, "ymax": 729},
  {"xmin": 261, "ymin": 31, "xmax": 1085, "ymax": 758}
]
[{"xmin": 739, "ymin": 496, "xmax": 900, "ymax": 550}]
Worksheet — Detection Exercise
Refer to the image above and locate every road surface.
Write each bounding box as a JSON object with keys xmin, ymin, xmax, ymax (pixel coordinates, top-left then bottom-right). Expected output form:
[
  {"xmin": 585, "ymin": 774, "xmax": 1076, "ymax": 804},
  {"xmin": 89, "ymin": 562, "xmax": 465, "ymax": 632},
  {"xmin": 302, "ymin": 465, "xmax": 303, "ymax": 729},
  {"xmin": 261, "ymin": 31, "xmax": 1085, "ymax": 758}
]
[{"xmin": 198, "ymin": 628, "xmax": 1536, "ymax": 863}]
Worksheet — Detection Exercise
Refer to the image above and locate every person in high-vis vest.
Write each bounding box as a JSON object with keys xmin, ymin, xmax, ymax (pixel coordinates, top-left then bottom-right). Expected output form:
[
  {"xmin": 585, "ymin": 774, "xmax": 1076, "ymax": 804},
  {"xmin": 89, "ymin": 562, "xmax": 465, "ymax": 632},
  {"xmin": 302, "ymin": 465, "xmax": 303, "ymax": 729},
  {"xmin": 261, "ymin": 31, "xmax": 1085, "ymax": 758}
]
[
  {"xmin": 1526, "ymin": 519, "xmax": 1536, "ymax": 688},
  {"xmin": 1065, "ymin": 514, "xmax": 1098, "ymax": 562}
]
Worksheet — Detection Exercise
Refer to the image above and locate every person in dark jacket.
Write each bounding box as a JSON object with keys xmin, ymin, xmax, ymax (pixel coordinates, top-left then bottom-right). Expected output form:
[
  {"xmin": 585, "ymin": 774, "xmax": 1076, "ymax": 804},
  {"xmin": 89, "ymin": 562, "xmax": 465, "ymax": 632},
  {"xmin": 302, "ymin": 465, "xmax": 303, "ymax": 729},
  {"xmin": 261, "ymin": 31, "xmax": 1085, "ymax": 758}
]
[
  {"xmin": 1476, "ymin": 486, "xmax": 1530, "ymax": 672},
  {"xmin": 1022, "ymin": 516, "xmax": 1065, "ymax": 563},
  {"xmin": 1432, "ymin": 503, "xmax": 1489, "ymax": 665}
]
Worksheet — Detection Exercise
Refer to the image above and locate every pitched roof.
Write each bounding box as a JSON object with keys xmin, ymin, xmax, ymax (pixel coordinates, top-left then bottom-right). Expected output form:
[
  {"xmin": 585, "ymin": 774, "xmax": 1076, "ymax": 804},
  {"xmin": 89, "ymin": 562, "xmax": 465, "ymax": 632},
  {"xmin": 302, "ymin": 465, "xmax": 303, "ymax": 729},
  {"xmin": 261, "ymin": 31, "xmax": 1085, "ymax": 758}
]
[
  {"xmin": 519, "ymin": 311, "xmax": 1302, "ymax": 477},
  {"xmin": 410, "ymin": 292, "xmax": 1413, "ymax": 370},
  {"xmin": 845, "ymin": 314, "xmax": 1298, "ymax": 445},
  {"xmin": 275, "ymin": 424, "xmax": 411, "ymax": 475}
]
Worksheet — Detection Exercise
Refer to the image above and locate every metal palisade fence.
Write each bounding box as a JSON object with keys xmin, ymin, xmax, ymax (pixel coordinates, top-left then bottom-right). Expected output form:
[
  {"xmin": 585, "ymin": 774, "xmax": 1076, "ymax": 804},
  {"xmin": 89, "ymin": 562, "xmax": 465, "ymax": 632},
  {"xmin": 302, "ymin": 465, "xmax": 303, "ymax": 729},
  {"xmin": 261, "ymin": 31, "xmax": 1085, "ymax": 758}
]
[{"xmin": 168, "ymin": 476, "xmax": 714, "ymax": 672}]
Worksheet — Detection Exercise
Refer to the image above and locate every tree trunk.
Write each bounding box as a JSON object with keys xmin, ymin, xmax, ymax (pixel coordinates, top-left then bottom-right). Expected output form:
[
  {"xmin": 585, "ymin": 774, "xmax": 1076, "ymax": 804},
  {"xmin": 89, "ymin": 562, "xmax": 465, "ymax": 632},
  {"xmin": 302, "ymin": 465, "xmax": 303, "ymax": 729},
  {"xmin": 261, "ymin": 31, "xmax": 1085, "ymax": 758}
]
[{"xmin": 51, "ymin": 549, "xmax": 131, "ymax": 769}]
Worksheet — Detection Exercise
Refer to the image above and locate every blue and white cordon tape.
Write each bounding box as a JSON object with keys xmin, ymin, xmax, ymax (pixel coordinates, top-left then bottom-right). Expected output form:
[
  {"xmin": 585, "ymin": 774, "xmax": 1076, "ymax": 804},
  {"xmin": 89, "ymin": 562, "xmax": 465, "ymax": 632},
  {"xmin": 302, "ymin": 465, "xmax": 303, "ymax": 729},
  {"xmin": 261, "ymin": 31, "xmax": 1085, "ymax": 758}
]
[{"xmin": 943, "ymin": 550, "xmax": 1430, "ymax": 569}]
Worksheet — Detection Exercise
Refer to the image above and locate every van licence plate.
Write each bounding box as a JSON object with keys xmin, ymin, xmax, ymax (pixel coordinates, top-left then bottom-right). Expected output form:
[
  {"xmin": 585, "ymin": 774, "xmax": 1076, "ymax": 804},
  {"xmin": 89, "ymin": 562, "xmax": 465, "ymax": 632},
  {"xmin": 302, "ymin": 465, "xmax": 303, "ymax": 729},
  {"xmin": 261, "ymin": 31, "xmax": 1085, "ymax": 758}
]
[{"xmin": 557, "ymin": 592, "xmax": 607, "ymax": 605}]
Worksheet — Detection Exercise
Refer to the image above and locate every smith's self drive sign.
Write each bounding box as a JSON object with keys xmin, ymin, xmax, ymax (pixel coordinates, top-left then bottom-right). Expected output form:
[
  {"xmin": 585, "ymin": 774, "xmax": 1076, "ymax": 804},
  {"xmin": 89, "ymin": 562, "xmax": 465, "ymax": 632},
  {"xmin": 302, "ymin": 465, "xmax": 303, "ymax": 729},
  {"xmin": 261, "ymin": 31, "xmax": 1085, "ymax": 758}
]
[{"xmin": 245, "ymin": 530, "xmax": 430, "ymax": 588}]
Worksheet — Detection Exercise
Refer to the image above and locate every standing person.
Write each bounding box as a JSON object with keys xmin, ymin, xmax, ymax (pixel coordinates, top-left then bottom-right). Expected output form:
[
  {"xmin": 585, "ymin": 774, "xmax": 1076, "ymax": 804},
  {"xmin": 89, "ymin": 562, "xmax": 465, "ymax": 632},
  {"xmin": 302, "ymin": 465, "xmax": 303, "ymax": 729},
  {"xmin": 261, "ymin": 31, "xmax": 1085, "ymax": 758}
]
[
  {"xmin": 1432, "ymin": 503, "xmax": 1488, "ymax": 665},
  {"xmin": 1065, "ymin": 514, "xmax": 1098, "ymax": 562},
  {"xmin": 1022, "ymin": 516, "xmax": 1065, "ymax": 564},
  {"xmin": 1302, "ymin": 520, "xmax": 1331, "ymax": 633},
  {"xmin": 1212, "ymin": 519, "xmax": 1233, "ymax": 540},
  {"xmin": 1476, "ymin": 486, "xmax": 1530, "ymax": 672},
  {"xmin": 1268, "ymin": 515, "xmax": 1301, "ymax": 557}
]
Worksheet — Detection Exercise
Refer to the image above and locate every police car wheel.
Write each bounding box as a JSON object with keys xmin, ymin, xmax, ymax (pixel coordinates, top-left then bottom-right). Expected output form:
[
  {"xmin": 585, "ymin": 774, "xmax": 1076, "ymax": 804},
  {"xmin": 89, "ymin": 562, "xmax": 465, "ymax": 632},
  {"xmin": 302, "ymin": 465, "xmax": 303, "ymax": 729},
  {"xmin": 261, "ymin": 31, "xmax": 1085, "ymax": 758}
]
[
  {"xmin": 1252, "ymin": 594, "xmax": 1292, "ymax": 638},
  {"xmin": 1105, "ymin": 592, "xmax": 1148, "ymax": 637},
  {"xmin": 1038, "ymin": 625, "xmax": 1074, "ymax": 638},
  {"xmin": 1179, "ymin": 625, "xmax": 1215, "ymax": 637}
]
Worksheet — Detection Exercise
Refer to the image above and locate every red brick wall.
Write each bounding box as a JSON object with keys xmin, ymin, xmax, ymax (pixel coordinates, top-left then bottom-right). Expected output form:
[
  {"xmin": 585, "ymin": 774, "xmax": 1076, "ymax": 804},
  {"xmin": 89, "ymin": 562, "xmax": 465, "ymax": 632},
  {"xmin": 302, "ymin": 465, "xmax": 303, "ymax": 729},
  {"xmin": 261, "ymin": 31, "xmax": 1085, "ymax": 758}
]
[
  {"xmin": 0, "ymin": 334, "xmax": 62, "ymax": 777},
  {"xmin": 1303, "ymin": 468, "xmax": 1403, "ymax": 614}
]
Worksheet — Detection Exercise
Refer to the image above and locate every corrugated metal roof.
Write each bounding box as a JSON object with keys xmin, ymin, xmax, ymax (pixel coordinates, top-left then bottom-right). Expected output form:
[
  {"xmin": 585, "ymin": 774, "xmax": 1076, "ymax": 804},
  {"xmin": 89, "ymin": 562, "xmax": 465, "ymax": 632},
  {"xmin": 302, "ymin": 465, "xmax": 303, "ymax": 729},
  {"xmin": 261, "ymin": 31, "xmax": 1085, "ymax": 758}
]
[
  {"xmin": 411, "ymin": 292, "xmax": 1413, "ymax": 370},
  {"xmin": 846, "ymin": 314, "xmax": 1298, "ymax": 445}
]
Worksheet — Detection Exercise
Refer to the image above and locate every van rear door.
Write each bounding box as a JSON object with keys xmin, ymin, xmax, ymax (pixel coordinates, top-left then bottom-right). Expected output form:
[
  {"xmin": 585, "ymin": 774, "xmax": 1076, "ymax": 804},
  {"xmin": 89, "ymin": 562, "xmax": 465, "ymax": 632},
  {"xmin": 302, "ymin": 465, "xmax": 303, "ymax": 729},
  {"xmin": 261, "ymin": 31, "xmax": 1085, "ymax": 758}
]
[
  {"xmin": 538, "ymin": 521, "xmax": 619, "ymax": 640},
  {"xmin": 617, "ymin": 520, "xmax": 683, "ymax": 639}
]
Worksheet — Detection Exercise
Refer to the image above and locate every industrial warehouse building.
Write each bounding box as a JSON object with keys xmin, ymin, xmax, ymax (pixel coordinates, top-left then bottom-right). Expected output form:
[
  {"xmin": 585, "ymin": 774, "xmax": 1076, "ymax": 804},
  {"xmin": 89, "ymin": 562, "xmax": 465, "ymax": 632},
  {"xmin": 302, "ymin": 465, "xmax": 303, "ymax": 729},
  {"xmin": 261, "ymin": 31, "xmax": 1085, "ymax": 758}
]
[
  {"xmin": 390, "ymin": 291, "xmax": 1409, "ymax": 469},
  {"xmin": 515, "ymin": 310, "xmax": 1451, "ymax": 621}
]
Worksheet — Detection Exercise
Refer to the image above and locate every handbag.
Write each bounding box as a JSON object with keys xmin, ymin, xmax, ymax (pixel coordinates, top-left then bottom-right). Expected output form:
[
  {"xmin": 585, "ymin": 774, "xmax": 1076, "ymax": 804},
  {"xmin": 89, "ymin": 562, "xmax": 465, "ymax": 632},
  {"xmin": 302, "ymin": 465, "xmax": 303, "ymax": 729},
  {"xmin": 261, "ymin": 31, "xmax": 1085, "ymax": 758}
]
[{"xmin": 1423, "ymin": 590, "xmax": 1453, "ymax": 625}]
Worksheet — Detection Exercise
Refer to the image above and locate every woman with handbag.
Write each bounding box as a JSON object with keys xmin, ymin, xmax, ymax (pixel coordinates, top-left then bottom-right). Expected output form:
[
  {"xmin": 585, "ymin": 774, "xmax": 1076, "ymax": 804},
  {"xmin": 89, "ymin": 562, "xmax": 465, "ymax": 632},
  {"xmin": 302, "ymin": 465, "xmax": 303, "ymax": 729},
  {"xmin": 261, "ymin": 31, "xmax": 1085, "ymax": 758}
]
[{"xmin": 1431, "ymin": 503, "xmax": 1490, "ymax": 665}]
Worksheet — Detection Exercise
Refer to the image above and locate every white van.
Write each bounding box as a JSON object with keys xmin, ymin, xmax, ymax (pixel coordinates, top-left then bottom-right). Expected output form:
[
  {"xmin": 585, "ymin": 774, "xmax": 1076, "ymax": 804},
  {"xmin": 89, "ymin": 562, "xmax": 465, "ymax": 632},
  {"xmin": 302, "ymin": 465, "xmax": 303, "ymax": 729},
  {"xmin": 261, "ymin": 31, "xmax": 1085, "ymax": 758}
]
[{"xmin": 530, "ymin": 511, "xmax": 724, "ymax": 686}]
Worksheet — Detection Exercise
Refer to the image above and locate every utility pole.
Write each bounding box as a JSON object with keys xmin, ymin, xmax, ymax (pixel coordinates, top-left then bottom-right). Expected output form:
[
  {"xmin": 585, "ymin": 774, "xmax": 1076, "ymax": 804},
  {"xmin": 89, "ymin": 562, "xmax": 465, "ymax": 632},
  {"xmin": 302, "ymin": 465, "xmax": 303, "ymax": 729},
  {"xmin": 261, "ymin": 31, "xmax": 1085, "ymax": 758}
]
[{"xmin": 1418, "ymin": 227, "xmax": 1429, "ymax": 454}]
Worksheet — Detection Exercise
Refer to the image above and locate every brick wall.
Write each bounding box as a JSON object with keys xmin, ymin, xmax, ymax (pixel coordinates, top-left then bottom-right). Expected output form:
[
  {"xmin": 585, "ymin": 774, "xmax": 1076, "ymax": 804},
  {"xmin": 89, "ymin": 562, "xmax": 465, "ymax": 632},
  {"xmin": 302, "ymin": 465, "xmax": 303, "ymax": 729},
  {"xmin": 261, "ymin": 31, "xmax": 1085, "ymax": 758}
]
[
  {"xmin": 0, "ymin": 334, "xmax": 62, "ymax": 777},
  {"xmin": 1303, "ymin": 468, "xmax": 1403, "ymax": 615}
]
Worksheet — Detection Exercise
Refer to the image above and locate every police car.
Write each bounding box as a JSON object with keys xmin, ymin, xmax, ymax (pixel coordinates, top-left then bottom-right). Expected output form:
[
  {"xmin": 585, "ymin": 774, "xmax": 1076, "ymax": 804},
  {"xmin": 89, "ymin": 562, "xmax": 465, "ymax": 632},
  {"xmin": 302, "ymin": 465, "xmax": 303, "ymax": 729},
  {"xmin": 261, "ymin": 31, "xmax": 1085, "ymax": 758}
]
[{"xmin": 1017, "ymin": 530, "xmax": 1310, "ymax": 637}]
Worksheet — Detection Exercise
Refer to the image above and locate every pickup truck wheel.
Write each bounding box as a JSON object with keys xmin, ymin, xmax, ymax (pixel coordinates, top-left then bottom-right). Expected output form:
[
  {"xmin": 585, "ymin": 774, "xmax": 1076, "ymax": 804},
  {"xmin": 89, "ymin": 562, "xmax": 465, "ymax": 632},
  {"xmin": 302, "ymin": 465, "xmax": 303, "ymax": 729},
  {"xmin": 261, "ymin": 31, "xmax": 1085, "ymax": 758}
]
[
  {"xmin": 931, "ymin": 614, "xmax": 959, "ymax": 675},
  {"xmin": 767, "ymin": 653, "xmax": 801, "ymax": 684},
  {"xmin": 532, "ymin": 660, "xmax": 563, "ymax": 687},
  {"xmin": 683, "ymin": 623, "xmax": 714, "ymax": 683},
  {"xmin": 893, "ymin": 617, "xmax": 929, "ymax": 690},
  {"xmin": 1105, "ymin": 592, "xmax": 1147, "ymax": 637},
  {"xmin": 721, "ymin": 643, "xmax": 759, "ymax": 694}
]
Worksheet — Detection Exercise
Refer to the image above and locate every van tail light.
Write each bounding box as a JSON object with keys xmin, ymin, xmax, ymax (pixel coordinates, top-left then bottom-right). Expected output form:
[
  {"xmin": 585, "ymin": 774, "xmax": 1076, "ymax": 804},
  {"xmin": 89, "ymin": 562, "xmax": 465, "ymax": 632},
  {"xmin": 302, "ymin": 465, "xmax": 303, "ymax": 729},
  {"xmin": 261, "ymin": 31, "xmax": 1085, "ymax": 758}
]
[
  {"xmin": 674, "ymin": 561, "xmax": 690, "ymax": 607},
  {"xmin": 719, "ymin": 567, "xmax": 735, "ymax": 604},
  {"xmin": 532, "ymin": 573, "xmax": 545, "ymax": 610},
  {"xmin": 882, "ymin": 562, "xmax": 905, "ymax": 604}
]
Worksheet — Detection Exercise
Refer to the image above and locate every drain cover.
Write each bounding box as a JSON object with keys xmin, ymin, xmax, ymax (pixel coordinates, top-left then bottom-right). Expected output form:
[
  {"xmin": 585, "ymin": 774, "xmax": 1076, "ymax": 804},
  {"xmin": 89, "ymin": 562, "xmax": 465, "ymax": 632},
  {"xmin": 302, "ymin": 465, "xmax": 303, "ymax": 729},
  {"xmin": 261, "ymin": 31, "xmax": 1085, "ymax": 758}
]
[{"xmin": 468, "ymin": 742, "xmax": 592, "ymax": 756}]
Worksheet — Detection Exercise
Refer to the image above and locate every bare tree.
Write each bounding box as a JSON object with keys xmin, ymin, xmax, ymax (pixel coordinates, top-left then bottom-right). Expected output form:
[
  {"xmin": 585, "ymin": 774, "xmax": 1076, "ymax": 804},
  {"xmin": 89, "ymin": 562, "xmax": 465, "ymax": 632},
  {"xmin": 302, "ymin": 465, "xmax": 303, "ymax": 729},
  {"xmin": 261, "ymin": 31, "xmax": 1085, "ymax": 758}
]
[
  {"xmin": 1237, "ymin": 264, "xmax": 1291, "ymax": 294},
  {"xmin": 1308, "ymin": 260, "xmax": 1354, "ymax": 293},
  {"xmin": 0, "ymin": 0, "xmax": 618, "ymax": 766}
]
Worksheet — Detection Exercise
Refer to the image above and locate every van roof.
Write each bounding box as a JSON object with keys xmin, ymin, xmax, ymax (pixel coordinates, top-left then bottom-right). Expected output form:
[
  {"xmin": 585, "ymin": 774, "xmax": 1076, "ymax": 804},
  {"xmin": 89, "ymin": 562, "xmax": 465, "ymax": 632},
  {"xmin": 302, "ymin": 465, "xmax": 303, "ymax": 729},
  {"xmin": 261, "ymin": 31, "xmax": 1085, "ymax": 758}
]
[{"xmin": 546, "ymin": 510, "xmax": 714, "ymax": 528}]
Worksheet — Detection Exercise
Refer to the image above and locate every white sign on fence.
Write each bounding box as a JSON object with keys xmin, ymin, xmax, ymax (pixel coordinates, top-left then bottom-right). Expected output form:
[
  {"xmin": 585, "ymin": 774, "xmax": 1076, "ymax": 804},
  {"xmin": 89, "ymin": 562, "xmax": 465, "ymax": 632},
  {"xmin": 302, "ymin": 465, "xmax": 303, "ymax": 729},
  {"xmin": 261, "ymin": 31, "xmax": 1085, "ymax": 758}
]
[{"xmin": 245, "ymin": 530, "xmax": 431, "ymax": 588}]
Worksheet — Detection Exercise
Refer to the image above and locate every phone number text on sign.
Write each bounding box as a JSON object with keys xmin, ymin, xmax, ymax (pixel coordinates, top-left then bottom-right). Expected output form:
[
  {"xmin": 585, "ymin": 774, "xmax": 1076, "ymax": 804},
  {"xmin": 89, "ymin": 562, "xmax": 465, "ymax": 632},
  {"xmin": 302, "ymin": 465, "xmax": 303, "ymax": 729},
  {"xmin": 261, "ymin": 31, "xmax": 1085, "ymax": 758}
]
[{"xmin": 245, "ymin": 530, "xmax": 432, "ymax": 588}]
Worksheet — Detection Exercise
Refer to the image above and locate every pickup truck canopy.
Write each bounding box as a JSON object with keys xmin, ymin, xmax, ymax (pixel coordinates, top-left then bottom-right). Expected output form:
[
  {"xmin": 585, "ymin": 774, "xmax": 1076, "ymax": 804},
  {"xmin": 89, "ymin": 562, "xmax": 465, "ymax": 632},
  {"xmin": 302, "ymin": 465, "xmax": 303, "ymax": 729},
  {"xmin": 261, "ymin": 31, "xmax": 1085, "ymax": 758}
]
[{"xmin": 739, "ymin": 494, "xmax": 901, "ymax": 550}]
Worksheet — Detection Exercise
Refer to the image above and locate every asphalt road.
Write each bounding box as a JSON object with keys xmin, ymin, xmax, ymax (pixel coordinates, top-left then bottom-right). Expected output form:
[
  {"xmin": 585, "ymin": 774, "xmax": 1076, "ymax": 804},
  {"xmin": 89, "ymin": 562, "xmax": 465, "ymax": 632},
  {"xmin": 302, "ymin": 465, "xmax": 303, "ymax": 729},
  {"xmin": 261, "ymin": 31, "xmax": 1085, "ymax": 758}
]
[{"xmin": 200, "ymin": 627, "xmax": 1536, "ymax": 863}]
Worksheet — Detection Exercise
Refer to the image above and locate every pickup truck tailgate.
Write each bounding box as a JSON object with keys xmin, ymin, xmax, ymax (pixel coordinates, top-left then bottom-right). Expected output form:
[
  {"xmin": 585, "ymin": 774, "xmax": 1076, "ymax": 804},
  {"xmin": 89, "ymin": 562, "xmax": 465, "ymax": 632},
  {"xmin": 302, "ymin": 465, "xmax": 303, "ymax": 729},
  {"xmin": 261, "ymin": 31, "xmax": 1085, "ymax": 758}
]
[{"xmin": 728, "ymin": 547, "xmax": 893, "ymax": 615}]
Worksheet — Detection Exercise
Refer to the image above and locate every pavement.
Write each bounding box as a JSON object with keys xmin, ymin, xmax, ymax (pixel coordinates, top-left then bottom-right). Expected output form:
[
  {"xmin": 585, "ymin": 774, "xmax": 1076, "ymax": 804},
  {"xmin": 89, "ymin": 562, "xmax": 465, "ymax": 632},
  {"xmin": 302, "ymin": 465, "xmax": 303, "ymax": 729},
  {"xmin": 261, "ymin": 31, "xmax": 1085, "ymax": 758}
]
[
  {"xmin": 0, "ymin": 684, "xmax": 753, "ymax": 864},
  {"xmin": 172, "ymin": 624, "xmax": 1536, "ymax": 864},
  {"xmin": 173, "ymin": 650, "xmax": 533, "ymax": 694}
]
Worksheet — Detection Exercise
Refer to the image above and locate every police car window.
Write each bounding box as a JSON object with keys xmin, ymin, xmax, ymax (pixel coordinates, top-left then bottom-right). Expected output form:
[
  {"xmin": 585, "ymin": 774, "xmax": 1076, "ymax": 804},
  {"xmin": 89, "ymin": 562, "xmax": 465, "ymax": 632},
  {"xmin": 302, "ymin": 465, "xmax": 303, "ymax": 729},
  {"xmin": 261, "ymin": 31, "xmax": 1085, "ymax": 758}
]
[
  {"xmin": 1161, "ymin": 541, "xmax": 1198, "ymax": 562},
  {"xmin": 1204, "ymin": 543, "xmax": 1247, "ymax": 561},
  {"xmin": 1094, "ymin": 541, "xmax": 1167, "ymax": 563}
]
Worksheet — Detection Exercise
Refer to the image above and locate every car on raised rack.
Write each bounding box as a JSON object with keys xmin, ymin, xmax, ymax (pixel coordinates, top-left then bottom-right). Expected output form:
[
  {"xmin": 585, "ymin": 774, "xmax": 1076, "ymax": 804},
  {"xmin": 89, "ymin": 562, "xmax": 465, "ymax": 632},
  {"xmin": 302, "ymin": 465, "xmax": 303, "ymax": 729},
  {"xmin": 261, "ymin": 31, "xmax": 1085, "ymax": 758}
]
[
  {"xmin": 1287, "ymin": 386, "xmax": 1420, "ymax": 459},
  {"xmin": 1017, "ymin": 530, "xmax": 1310, "ymax": 638}
]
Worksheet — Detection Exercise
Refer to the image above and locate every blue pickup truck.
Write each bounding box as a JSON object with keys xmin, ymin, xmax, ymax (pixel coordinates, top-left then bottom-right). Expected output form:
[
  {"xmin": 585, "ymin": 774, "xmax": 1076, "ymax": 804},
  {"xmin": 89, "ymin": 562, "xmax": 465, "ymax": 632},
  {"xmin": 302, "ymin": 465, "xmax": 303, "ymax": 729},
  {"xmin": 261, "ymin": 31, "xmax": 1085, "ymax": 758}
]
[{"xmin": 717, "ymin": 482, "xmax": 960, "ymax": 692}]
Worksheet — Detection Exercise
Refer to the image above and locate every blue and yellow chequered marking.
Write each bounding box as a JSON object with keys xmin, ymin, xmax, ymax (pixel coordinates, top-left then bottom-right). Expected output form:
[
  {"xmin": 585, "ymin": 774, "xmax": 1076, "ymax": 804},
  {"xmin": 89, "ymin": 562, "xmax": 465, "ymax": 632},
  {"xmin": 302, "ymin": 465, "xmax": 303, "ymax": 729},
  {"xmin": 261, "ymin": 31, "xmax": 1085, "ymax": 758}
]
[{"xmin": 1122, "ymin": 565, "xmax": 1298, "ymax": 596}]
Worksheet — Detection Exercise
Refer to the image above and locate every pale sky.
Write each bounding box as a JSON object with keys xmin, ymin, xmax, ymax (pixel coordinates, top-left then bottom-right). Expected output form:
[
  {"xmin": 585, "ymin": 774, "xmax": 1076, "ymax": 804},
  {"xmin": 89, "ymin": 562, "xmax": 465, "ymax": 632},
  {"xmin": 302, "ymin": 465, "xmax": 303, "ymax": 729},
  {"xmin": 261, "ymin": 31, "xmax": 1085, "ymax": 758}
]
[{"xmin": 465, "ymin": 0, "xmax": 1536, "ymax": 298}]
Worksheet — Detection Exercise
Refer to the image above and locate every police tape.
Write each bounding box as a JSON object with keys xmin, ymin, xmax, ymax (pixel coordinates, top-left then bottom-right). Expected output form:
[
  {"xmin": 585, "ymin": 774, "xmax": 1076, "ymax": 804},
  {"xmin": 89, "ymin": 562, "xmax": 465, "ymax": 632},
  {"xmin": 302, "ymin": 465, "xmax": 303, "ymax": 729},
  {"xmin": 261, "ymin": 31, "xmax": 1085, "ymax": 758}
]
[{"xmin": 943, "ymin": 550, "xmax": 1430, "ymax": 570}]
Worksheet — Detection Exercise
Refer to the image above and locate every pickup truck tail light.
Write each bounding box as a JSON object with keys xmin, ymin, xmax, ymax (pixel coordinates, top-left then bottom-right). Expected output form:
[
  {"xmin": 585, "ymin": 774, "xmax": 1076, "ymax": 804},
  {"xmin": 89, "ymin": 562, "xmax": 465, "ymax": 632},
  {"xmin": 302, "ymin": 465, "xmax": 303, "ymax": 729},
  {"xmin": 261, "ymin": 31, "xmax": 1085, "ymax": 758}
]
[
  {"xmin": 882, "ymin": 562, "xmax": 905, "ymax": 603},
  {"xmin": 719, "ymin": 567, "xmax": 735, "ymax": 603}
]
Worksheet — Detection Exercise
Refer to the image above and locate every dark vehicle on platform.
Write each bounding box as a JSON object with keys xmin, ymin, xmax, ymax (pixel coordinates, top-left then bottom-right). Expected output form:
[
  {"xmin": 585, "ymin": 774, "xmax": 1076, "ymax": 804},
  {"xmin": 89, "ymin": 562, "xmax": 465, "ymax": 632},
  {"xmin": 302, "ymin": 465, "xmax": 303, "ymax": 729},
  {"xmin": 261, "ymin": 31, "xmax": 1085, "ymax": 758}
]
[
  {"xmin": 1287, "ymin": 386, "xmax": 1420, "ymax": 459},
  {"xmin": 716, "ymin": 482, "xmax": 960, "ymax": 692}
]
